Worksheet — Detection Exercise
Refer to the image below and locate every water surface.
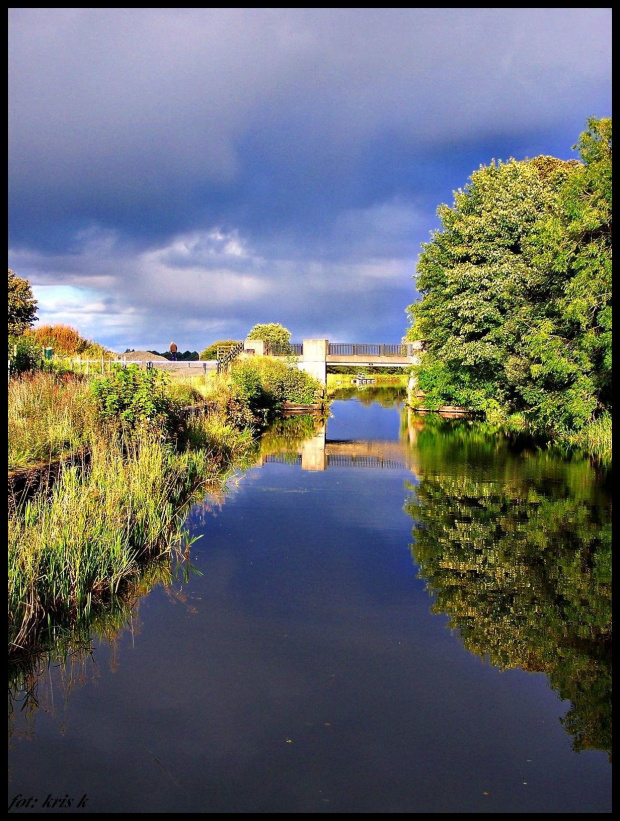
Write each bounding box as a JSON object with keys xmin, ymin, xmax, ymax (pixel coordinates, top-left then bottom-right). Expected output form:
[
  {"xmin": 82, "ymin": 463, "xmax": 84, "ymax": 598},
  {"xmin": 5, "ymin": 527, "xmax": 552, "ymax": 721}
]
[{"xmin": 8, "ymin": 391, "xmax": 611, "ymax": 813}]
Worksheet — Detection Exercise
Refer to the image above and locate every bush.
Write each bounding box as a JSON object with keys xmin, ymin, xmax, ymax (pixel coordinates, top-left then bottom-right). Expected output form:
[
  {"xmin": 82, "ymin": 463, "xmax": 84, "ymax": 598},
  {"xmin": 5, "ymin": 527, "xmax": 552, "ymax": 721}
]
[
  {"xmin": 90, "ymin": 365, "xmax": 178, "ymax": 433},
  {"xmin": 258, "ymin": 358, "xmax": 321, "ymax": 404},
  {"xmin": 230, "ymin": 357, "xmax": 322, "ymax": 409},
  {"xmin": 9, "ymin": 335, "xmax": 43, "ymax": 375}
]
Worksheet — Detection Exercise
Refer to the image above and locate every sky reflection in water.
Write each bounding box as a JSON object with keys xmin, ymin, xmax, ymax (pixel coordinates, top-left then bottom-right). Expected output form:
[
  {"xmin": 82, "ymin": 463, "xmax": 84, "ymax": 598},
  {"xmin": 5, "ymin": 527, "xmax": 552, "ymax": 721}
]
[{"xmin": 8, "ymin": 392, "xmax": 611, "ymax": 813}]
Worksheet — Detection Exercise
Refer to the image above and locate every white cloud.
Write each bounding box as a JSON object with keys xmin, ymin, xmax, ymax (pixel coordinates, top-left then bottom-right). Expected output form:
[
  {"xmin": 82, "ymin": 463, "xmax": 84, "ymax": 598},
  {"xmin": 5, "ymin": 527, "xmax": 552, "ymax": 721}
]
[{"xmin": 13, "ymin": 217, "xmax": 418, "ymax": 350}]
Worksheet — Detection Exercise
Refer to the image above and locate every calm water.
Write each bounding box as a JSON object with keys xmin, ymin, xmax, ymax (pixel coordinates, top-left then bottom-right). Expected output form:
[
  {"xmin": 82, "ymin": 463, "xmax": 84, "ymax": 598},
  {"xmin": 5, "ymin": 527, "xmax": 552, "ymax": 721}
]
[{"xmin": 8, "ymin": 390, "xmax": 612, "ymax": 813}]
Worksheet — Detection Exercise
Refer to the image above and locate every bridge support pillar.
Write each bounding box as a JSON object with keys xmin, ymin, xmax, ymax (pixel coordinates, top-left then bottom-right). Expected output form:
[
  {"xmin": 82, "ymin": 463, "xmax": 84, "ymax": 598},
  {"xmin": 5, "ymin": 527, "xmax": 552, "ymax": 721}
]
[
  {"xmin": 300, "ymin": 339, "xmax": 328, "ymax": 386},
  {"xmin": 301, "ymin": 421, "xmax": 326, "ymax": 470}
]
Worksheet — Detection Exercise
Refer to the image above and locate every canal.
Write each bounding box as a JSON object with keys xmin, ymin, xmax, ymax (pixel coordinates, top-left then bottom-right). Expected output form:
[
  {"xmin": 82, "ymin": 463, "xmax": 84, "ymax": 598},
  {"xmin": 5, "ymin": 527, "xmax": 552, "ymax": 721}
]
[{"xmin": 8, "ymin": 389, "xmax": 612, "ymax": 813}]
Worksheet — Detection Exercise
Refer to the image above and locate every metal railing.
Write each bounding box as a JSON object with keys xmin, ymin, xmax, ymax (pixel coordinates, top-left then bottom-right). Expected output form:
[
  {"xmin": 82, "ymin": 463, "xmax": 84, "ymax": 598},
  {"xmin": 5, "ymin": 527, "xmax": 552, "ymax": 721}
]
[
  {"xmin": 216, "ymin": 340, "xmax": 245, "ymax": 374},
  {"xmin": 327, "ymin": 343, "xmax": 419, "ymax": 357},
  {"xmin": 264, "ymin": 342, "xmax": 304, "ymax": 356}
]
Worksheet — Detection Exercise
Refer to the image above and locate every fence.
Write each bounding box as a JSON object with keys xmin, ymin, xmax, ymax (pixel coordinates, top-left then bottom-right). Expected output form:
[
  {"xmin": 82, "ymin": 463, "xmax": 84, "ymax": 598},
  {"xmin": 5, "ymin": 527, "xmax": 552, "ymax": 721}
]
[
  {"xmin": 8, "ymin": 356, "xmax": 217, "ymax": 380},
  {"xmin": 264, "ymin": 342, "xmax": 304, "ymax": 356},
  {"xmin": 216, "ymin": 341, "xmax": 245, "ymax": 374},
  {"xmin": 327, "ymin": 343, "xmax": 418, "ymax": 357}
]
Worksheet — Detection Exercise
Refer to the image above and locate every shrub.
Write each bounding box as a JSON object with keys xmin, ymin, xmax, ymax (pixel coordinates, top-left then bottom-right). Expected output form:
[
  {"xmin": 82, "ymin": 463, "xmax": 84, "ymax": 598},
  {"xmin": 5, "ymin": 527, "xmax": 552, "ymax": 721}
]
[
  {"xmin": 9, "ymin": 335, "xmax": 43, "ymax": 375},
  {"xmin": 230, "ymin": 357, "xmax": 322, "ymax": 410},
  {"xmin": 258, "ymin": 358, "xmax": 321, "ymax": 404},
  {"xmin": 90, "ymin": 365, "xmax": 178, "ymax": 433}
]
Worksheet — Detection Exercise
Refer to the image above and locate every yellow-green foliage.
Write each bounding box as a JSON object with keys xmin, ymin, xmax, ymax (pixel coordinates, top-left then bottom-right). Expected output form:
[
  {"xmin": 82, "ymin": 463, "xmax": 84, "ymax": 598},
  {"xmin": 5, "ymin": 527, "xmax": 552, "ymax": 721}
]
[
  {"xmin": 230, "ymin": 356, "xmax": 323, "ymax": 407},
  {"xmin": 8, "ymin": 415, "xmax": 256, "ymax": 654},
  {"xmin": 8, "ymin": 372, "xmax": 97, "ymax": 470}
]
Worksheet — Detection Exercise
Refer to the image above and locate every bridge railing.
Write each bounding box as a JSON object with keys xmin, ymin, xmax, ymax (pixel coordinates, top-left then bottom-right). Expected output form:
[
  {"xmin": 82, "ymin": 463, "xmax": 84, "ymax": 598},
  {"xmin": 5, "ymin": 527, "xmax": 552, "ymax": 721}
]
[
  {"xmin": 327, "ymin": 343, "xmax": 418, "ymax": 357},
  {"xmin": 264, "ymin": 342, "xmax": 304, "ymax": 356}
]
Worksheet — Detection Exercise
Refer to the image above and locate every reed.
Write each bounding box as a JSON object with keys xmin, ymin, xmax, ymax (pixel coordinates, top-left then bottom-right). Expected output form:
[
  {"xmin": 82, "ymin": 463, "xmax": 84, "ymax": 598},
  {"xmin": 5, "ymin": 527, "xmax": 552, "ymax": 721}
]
[
  {"xmin": 567, "ymin": 413, "xmax": 612, "ymax": 465},
  {"xmin": 8, "ymin": 371, "xmax": 97, "ymax": 471},
  {"xmin": 8, "ymin": 422, "xmax": 251, "ymax": 654}
]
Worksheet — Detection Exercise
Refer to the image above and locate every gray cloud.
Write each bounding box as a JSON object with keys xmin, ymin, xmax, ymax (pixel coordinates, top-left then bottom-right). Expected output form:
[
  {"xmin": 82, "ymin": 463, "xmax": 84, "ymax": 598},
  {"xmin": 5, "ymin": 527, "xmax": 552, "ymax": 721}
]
[{"xmin": 8, "ymin": 8, "xmax": 611, "ymax": 349}]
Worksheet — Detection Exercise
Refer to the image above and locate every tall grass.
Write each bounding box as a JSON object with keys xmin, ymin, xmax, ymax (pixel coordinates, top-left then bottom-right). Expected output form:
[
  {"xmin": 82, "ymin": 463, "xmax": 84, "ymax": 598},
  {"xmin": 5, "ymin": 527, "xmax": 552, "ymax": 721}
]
[
  {"xmin": 567, "ymin": 413, "xmax": 612, "ymax": 466},
  {"xmin": 8, "ymin": 416, "xmax": 255, "ymax": 654},
  {"xmin": 8, "ymin": 372, "xmax": 97, "ymax": 471}
]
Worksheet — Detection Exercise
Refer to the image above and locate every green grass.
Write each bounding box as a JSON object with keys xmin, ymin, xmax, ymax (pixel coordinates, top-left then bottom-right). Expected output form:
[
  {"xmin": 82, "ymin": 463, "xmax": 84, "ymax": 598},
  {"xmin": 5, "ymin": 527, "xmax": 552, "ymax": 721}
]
[
  {"xmin": 566, "ymin": 413, "xmax": 612, "ymax": 465},
  {"xmin": 8, "ymin": 415, "xmax": 256, "ymax": 655},
  {"xmin": 8, "ymin": 371, "xmax": 97, "ymax": 471},
  {"xmin": 7, "ymin": 359, "xmax": 328, "ymax": 657}
]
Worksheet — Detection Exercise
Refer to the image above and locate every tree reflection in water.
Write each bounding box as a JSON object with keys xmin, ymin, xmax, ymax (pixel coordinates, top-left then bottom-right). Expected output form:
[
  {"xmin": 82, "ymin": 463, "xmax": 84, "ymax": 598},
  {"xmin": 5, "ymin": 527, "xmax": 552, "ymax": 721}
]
[{"xmin": 403, "ymin": 414, "xmax": 612, "ymax": 761}]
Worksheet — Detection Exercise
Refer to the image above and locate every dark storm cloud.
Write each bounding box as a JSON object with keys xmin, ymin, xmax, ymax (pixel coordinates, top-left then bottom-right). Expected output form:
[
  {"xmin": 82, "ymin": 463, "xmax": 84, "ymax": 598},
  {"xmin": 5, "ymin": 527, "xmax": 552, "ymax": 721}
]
[{"xmin": 8, "ymin": 8, "xmax": 611, "ymax": 349}]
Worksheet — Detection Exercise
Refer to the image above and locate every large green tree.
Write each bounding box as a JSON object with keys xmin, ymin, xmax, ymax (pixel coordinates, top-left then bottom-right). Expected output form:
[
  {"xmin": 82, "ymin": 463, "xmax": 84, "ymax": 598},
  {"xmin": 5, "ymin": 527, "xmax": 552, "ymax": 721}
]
[
  {"xmin": 534, "ymin": 118, "xmax": 612, "ymax": 413},
  {"xmin": 406, "ymin": 118, "xmax": 612, "ymax": 437},
  {"xmin": 8, "ymin": 269, "xmax": 38, "ymax": 335},
  {"xmin": 246, "ymin": 323, "xmax": 292, "ymax": 351}
]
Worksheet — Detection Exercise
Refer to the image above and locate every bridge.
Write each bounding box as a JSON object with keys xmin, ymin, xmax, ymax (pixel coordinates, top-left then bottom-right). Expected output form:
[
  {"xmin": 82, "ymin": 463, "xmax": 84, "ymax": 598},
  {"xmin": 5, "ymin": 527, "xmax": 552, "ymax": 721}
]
[
  {"xmin": 234, "ymin": 338, "xmax": 422, "ymax": 385},
  {"xmin": 84, "ymin": 338, "xmax": 421, "ymax": 388},
  {"xmin": 256, "ymin": 413, "xmax": 424, "ymax": 472}
]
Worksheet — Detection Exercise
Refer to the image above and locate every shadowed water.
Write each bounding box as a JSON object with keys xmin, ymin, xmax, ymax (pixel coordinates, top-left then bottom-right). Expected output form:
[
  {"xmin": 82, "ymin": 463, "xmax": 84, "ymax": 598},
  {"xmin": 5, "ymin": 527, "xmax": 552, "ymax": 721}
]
[{"xmin": 8, "ymin": 390, "xmax": 611, "ymax": 813}]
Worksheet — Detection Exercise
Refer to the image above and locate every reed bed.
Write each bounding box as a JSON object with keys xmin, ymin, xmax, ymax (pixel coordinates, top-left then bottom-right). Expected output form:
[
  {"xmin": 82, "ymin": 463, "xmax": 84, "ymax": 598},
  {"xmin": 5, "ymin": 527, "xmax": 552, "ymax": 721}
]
[
  {"xmin": 568, "ymin": 413, "xmax": 612, "ymax": 465},
  {"xmin": 8, "ymin": 371, "xmax": 97, "ymax": 471},
  {"xmin": 8, "ymin": 418, "xmax": 253, "ymax": 655}
]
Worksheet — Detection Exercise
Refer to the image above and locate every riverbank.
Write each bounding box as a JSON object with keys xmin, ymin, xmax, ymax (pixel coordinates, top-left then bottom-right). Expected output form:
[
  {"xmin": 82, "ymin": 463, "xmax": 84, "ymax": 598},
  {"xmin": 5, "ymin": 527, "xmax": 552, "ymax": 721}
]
[
  {"xmin": 8, "ymin": 359, "xmax": 325, "ymax": 657},
  {"xmin": 406, "ymin": 390, "xmax": 611, "ymax": 465}
]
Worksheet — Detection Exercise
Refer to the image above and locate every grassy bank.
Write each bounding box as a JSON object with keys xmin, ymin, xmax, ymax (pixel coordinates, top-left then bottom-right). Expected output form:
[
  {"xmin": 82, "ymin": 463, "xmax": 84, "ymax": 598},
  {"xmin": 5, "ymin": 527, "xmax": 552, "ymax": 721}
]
[
  {"xmin": 8, "ymin": 369, "xmax": 203, "ymax": 472},
  {"xmin": 8, "ymin": 359, "xmax": 322, "ymax": 656},
  {"xmin": 8, "ymin": 419, "xmax": 256, "ymax": 655}
]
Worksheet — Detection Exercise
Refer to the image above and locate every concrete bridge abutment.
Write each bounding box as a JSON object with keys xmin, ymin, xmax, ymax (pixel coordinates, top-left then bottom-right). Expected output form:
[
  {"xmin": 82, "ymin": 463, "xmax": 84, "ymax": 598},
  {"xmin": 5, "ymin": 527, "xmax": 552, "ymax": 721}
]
[{"xmin": 299, "ymin": 339, "xmax": 328, "ymax": 386}]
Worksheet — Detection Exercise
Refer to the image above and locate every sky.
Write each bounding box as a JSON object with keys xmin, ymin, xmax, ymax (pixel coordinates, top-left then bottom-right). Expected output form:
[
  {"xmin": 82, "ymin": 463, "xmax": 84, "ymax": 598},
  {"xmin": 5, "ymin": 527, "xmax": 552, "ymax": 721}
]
[{"xmin": 8, "ymin": 8, "xmax": 612, "ymax": 354}]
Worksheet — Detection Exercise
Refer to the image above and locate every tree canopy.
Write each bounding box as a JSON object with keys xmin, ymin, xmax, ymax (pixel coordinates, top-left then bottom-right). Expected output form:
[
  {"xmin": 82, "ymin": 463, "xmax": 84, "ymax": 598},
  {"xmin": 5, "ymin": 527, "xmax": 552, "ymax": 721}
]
[
  {"xmin": 8, "ymin": 269, "xmax": 38, "ymax": 336},
  {"xmin": 246, "ymin": 323, "xmax": 292, "ymax": 350},
  {"xmin": 406, "ymin": 117, "xmax": 612, "ymax": 438}
]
